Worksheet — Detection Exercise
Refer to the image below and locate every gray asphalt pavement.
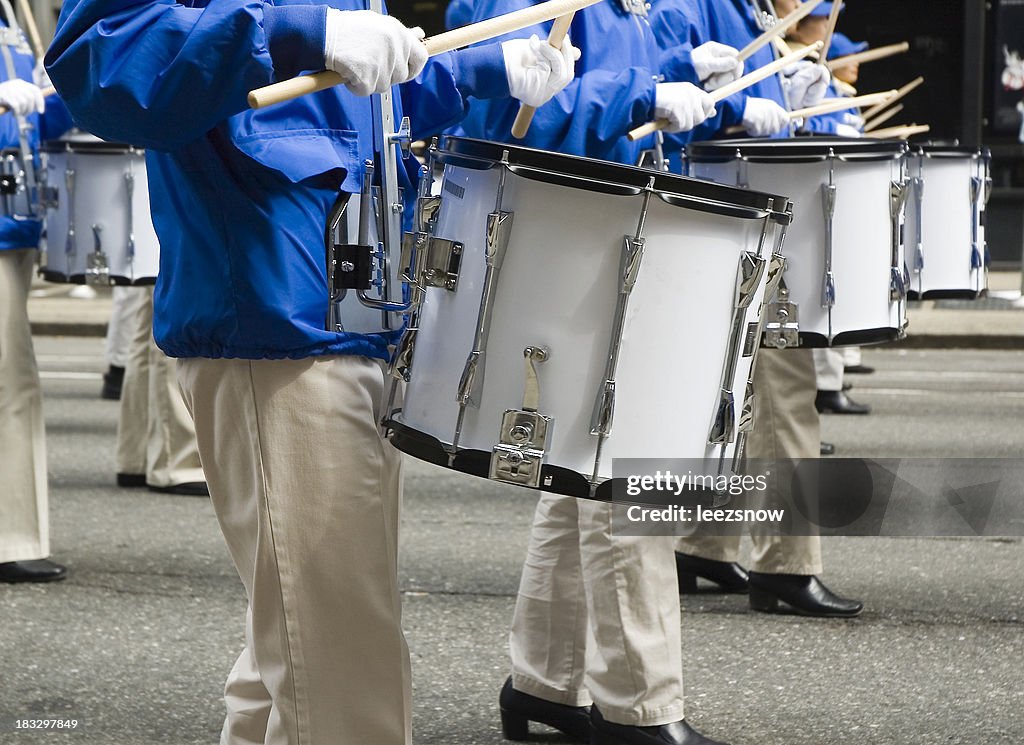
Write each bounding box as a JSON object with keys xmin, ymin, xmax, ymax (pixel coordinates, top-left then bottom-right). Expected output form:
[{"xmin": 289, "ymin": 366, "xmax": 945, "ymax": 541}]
[{"xmin": 1, "ymin": 338, "xmax": 1022, "ymax": 745}]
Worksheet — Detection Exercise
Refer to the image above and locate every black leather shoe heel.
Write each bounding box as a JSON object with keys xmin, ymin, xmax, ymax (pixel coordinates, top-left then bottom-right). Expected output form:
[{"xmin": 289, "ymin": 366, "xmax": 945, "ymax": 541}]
[
  {"xmin": 675, "ymin": 552, "xmax": 748, "ymax": 594},
  {"xmin": 500, "ymin": 707, "xmax": 530, "ymax": 741},
  {"xmin": 499, "ymin": 677, "xmax": 591, "ymax": 742},
  {"xmin": 748, "ymin": 587, "xmax": 779, "ymax": 613},
  {"xmin": 676, "ymin": 570, "xmax": 699, "ymax": 594}
]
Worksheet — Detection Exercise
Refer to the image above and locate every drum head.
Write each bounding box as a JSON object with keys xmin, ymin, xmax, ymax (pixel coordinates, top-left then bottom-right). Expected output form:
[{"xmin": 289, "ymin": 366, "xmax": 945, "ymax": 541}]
[
  {"xmin": 687, "ymin": 137, "xmax": 906, "ymax": 163},
  {"xmin": 437, "ymin": 136, "xmax": 791, "ymax": 220},
  {"xmin": 41, "ymin": 132, "xmax": 135, "ymax": 155}
]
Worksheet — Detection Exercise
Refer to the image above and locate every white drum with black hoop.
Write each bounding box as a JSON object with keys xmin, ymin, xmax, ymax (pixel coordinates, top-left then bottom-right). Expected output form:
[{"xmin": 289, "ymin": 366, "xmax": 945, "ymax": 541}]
[
  {"xmin": 905, "ymin": 145, "xmax": 990, "ymax": 299},
  {"xmin": 385, "ymin": 137, "xmax": 792, "ymax": 500},
  {"xmin": 687, "ymin": 138, "xmax": 908, "ymax": 348},
  {"xmin": 40, "ymin": 134, "xmax": 160, "ymax": 285}
]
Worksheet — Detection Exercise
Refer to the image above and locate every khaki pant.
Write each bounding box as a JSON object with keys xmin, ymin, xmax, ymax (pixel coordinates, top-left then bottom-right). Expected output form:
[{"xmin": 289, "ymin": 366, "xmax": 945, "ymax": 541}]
[
  {"xmin": 0, "ymin": 249, "xmax": 49, "ymax": 563},
  {"xmin": 510, "ymin": 494, "xmax": 684, "ymax": 726},
  {"xmin": 676, "ymin": 347, "xmax": 822, "ymax": 575},
  {"xmin": 176, "ymin": 355, "xmax": 409, "ymax": 745},
  {"xmin": 812, "ymin": 348, "xmax": 844, "ymax": 392},
  {"xmin": 116, "ymin": 287, "xmax": 203, "ymax": 487}
]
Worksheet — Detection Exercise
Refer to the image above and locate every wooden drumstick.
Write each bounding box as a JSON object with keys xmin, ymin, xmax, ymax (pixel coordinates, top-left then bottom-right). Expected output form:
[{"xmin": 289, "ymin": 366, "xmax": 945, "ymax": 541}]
[
  {"xmin": 627, "ymin": 41, "xmax": 823, "ymax": 142},
  {"xmin": 0, "ymin": 85, "xmax": 56, "ymax": 115},
  {"xmin": 736, "ymin": 0, "xmax": 825, "ymax": 62},
  {"xmin": 817, "ymin": 0, "xmax": 844, "ymax": 66},
  {"xmin": 511, "ymin": 12, "xmax": 575, "ymax": 139},
  {"xmin": 15, "ymin": 0, "xmax": 45, "ymax": 61},
  {"xmin": 248, "ymin": 0, "xmax": 603, "ymax": 109},
  {"xmin": 865, "ymin": 123, "xmax": 930, "ymax": 140},
  {"xmin": 863, "ymin": 103, "xmax": 903, "ymax": 132},
  {"xmin": 861, "ymin": 76, "xmax": 923, "ymax": 120},
  {"xmin": 826, "ymin": 42, "xmax": 910, "ymax": 71},
  {"xmin": 787, "ymin": 89, "xmax": 895, "ymax": 120}
]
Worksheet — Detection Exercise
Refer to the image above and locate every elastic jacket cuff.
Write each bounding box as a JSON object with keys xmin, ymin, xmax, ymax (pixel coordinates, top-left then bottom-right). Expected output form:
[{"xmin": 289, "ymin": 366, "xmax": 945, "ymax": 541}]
[
  {"xmin": 263, "ymin": 4, "xmax": 328, "ymax": 79},
  {"xmin": 450, "ymin": 43, "xmax": 510, "ymax": 100}
]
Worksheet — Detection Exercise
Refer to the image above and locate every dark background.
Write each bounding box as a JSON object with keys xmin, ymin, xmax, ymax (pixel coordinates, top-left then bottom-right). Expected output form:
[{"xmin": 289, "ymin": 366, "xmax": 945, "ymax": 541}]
[{"xmin": 387, "ymin": 0, "xmax": 1024, "ymax": 267}]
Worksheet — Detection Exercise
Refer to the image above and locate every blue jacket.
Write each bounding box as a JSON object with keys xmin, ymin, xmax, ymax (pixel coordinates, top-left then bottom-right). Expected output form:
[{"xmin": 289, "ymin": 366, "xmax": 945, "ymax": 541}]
[
  {"xmin": 449, "ymin": 0, "xmax": 660, "ymax": 163},
  {"xmin": 651, "ymin": 0, "xmax": 788, "ymax": 141},
  {"xmin": 46, "ymin": 0, "xmax": 507, "ymax": 361},
  {"xmin": 0, "ymin": 21, "xmax": 73, "ymax": 251}
]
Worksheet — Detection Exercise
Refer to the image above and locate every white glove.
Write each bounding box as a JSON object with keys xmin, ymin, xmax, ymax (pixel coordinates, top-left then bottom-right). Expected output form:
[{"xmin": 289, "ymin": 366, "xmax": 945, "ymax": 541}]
[
  {"xmin": 0, "ymin": 78, "xmax": 44, "ymax": 116},
  {"xmin": 835, "ymin": 123, "xmax": 862, "ymax": 138},
  {"xmin": 842, "ymin": 112, "xmax": 864, "ymax": 129},
  {"xmin": 502, "ymin": 34, "xmax": 580, "ymax": 108},
  {"xmin": 324, "ymin": 9, "xmax": 428, "ymax": 96},
  {"xmin": 782, "ymin": 61, "xmax": 831, "ymax": 108},
  {"xmin": 33, "ymin": 61, "xmax": 51, "ymax": 90},
  {"xmin": 691, "ymin": 41, "xmax": 743, "ymax": 91},
  {"xmin": 741, "ymin": 97, "xmax": 789, "ymax": 136},
  {"xmin": 654, "ymin": 82, "xmax": 716, "ymax": 133}
]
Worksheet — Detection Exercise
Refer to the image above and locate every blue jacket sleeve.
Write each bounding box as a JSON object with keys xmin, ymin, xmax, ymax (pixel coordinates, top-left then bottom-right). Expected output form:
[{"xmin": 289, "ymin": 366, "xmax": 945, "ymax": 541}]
[
  {"xmin": 401, "ymin": 43, "xmax": 509, "ymax": 138},
  {"xmin": 45, "ymin": 0, "xmax": 326, "ymax": 150},
  {"xmin": 452, "ymin": 0, "xmax": 658, "ymax": 159},
  {"xmin": 39, "ymin": 94, "xmax": 74, "ymax": 141},
  {"xmin": 649, "ymin": 0, "xmax": 702, "ymax": 85}
]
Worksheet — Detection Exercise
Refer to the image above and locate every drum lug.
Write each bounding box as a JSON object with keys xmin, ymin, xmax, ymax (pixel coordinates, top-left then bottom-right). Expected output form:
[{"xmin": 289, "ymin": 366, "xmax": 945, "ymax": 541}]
[
  {"xmin": 763, "ymin": 279, "xmax": 800, "ymax": 349},
  {"xmin": 64, "ymin": 167, "xmax": 76, "ymax": 256},
  {"xmin": 389, "ymin": 327, "xmax": 417, "ymax": 382},
  {"xmin": 820, "ymin": 183, "xmax": 837, "ymax": 309},
  {"xmin": 888, "ymin": 180, "xmax": 909, "ymax": 302},
  {"xmin": 86, "ymin": 224, "xmax": 111, "ymax": 286},
  {"xmin": 489, "ymin": 347, "xmax": 553, "ymax": 489},
  {"xmin": 421, "ymin": 236, "xmax": 463, "ymax": 291}
]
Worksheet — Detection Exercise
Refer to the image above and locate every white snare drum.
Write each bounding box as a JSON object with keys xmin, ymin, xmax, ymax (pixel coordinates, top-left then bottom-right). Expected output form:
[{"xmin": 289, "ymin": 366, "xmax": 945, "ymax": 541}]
[
  {"xmin": 386, "ymin": 137, "xmax": 791, "ymax": 500},
  {"xmin": 905, "ymin": 145, "xmax": 990, "ymax": 299},
  {"xmin": 688, "ymin": 138, "xmax": 908, "ymax": 347},
  {"xmin": 40, "ymin": 134, "xmax": 160, "ymax": 285}
]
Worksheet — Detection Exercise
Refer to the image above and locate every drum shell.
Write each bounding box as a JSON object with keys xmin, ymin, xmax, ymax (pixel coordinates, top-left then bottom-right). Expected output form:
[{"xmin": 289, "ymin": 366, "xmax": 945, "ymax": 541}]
[
  {"xmin": 905, "ymin": 150, "xmax": 988, "ymax": 299},
  {"xmin": 396, "ymin": 159, "xmax": 781, "ymax": 483},
  {"xmin": 41, "ymin": 140, "xmax": 160, "ymax": 284},
  {"xmin": 689, "ymin": 145, "xmax": 906, "ymax": 347}
]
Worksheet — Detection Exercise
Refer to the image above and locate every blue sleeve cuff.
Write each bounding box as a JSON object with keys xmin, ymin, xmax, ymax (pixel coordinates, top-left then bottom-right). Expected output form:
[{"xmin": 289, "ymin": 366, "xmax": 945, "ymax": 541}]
[
  {"xmin": 263, "ymin": 4, "xmax": 328, "ymax": 79},
  {"xmin": 449, "ymin": 43, "xmax": 510, "ymax": 100}
]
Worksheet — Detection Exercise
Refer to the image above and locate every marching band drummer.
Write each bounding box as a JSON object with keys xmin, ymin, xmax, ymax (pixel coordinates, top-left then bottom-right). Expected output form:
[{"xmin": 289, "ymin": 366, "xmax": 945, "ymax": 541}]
[
  {"xmin": 449, "ymin": 3, "xmax": 738, "ymax": 744},
  {"xmin": 0, "ymin": 3, "xmax": 74, "ymax": 584},
  {"xmin": 46, "ymin": 3, "xmax": 576, "ymax": 743},
  {"xmin": 651, "ymin": 0, "xmax": 864, "ymax": 618}
]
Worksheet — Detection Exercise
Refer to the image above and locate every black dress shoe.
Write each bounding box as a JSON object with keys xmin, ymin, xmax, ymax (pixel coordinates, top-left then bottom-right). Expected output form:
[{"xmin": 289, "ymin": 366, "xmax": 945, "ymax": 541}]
[
  {"xmin": 0, "ymin": 559, "xmax": 67, "ymax": 584},
  {"xmin": 675, "ymin": 552, "xmax": 748, "ymax": 594},
  {"xmin": 101, "ymin": 365, "xmax": 125, "ymax": 400},
  {"xmin": 148, "ymin": 482, "xmax": 210, "ymax": 497},
  {"xmin": 819, "ymin": 441, "xmax": 835, "ymax": 456},
  {"xmin": 844, "ymin": 363, "xmax": 875, "ymax": 374},
  {"xmin": 590, "ymin": 706, "xmax": 729, "ymax": 745},
  {"xmin": 748, "ymin": 572, "xmax": 863, "ymax": 618},
  {"xmin": 815, "ymin": 390, "xmax": 871, "ymax": 415},
  {"xmin": 117, "ymin": 472, "xmax": 147, "ymax": 488},
  {"xmin": 499, "ymin": 677, "xmax": 591, "ymax": 742}
]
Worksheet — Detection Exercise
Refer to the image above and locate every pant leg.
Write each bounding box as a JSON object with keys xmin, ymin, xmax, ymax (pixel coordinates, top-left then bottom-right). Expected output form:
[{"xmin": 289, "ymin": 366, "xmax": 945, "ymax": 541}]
[
  {"xmin": 839, "ymin": 346, "xmax": 862, "ymax": 367},
  {"xmin": 145, "ymin": 300, "xmax": 203, "ymax": 486},
  {"xmin": 115, "ymin": 287, "xmax": 152, "ymax": 475},
  {"xmin": 745, "ymin": 348, "xmax": 822, "ymax": 575},
  {"xmin": 510, "ymin": 494, "xmax": 591, "ymax": 707},
  {"xmin": 812, "ymin": 348, "xmax": 844, "ymax": 393},
  {"xmin": 105, "ymin": 285, "xmax": 137, "ymax": 368},
  {"xmin": 177, "ymin": 355, "xmax": 409, "ymax": 745},
  {"xmin": 577, "ymin": 500, "xmax": 684, "ymax": 727},
  {"xmin": 0, "ymin": 249, "xmax": 49, "ymax": 562},
  {"xmin": 220, "ymin": 606, "xmax": 273, "ymax": 745}
]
